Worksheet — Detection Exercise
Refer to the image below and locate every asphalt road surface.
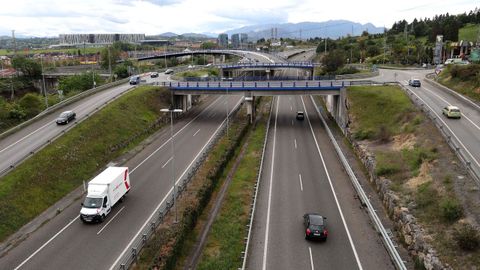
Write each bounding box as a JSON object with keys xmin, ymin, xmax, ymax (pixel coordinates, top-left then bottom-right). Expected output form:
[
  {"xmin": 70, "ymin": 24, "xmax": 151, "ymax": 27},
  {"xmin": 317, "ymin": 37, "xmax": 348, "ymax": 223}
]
[
  {"xmin": 0, "ymin": 74, "xmax": 163, "ymax": 177},
  {"xmin": 380, "ymin": 69, "xmax": 480, "ymax": 183},
  {"xmin": 0, "ymin": 94, "xmax": 243, "ymax": 270},
  {"xmin": 246, "ymin": 95, "xmax": 394, "ymax": 270}
]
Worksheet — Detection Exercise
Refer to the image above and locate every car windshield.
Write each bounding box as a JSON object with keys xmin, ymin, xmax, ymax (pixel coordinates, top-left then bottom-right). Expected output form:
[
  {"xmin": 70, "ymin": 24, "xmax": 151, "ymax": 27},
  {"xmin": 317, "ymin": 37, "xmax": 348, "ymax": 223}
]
[
  {"xmin": 83, "ymin": 197, "xmax": 103, "ymax": 208},
  {"xmin": 310, "ymin": 215, "xmax": 324, "ymax": 225},
  {"xmin": 59, "ymin": 112, "xmax": 69, "ymax": 117},
  {"xmin": 451, "ymin": 109, "xmax": 460, "ymax": 112}
]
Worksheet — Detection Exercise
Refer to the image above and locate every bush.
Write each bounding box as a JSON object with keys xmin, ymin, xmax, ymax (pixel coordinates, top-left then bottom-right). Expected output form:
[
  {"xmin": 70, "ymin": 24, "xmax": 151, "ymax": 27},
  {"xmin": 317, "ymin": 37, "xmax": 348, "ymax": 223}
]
[
  {"xmin": 453, "ymin": 223, "xmax": 480, "ymax": 251},
  {"xmin": 18, "ymin": 93, "xmax": 44, "ymax": 118},
  {"xmin": 8, "ymin": 103, "xmax": 26, "ymax": 120},
  {"xmin": 336, "ymin": 66, "xmax": 360, "ymax": 75},
  {"xmin": 416, "ymin": 182, "xmax": 437, "ymax": 209},
  {"xmin": 440, "ymin": 197, "xmax": 463, "ymax": 222}
]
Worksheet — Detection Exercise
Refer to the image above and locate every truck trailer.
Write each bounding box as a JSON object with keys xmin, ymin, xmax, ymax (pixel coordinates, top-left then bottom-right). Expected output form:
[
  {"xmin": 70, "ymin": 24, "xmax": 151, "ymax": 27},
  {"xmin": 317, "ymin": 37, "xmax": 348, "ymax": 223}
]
[{"xmin": 80, "ymin": 167, "xmax": 131, "ymax": 223}]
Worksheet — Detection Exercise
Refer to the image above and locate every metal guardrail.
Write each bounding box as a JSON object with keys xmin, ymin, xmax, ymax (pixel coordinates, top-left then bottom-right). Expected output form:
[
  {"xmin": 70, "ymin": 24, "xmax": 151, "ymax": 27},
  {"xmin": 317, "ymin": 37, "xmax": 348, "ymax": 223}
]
[
  {"xmin": 400, "ymin": 84, "xmax": 480, "ymax": 186},
  {"xmin": 0, "ymin": 80, "xmax": 134, "ymax": 177},
  {"xmin": 110, "ymin": 100, "xmax": 243, "ymax": 270},
  {"xmin": 240, "ymin": 98, "xmax": 274, "ymax": 269},
  {"xmin": 219, "ymin": 62, "xmax": 314, "ymax": 69},
  {"xmin": 310, "ymin": 95, "xmax": 407, "ymax": 270},
  {"xmin": 0, "ymin": 78, "xmax": 129, "ymax": 140},
  {"xmin": 162, "ymin": 80, "xmax": 352, "ymax": 90}
]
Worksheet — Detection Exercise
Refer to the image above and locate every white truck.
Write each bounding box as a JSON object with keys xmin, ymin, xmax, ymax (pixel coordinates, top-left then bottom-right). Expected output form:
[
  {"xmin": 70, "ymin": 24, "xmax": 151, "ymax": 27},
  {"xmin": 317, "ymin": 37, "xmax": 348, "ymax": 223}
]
[{"xmin": 80, "ymin": 167, "xmax": 131, "ymax": 223}]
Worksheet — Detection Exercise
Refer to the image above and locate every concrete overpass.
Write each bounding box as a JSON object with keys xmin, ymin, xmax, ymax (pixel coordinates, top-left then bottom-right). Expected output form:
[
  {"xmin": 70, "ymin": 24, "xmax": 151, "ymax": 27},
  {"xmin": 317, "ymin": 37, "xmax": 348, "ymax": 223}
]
[{"xmin": 218, "ymin": 62, "xmax": 316, "ymax": 80}]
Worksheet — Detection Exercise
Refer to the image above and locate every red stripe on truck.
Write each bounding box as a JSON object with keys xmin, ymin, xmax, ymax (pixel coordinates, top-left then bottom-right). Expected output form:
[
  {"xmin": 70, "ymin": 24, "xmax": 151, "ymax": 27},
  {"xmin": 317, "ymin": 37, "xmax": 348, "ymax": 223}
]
[{"xmin": 124, "ymin": 169, "xmax": 130, "ymax": 190}]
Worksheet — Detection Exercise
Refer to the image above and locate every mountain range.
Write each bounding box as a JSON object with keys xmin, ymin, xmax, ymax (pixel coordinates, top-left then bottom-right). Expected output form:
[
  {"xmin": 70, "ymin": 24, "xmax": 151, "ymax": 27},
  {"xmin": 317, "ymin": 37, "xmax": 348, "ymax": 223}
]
[{"xmin": 156, "ymin": 20, "xmax": 384, "ymax": 41}]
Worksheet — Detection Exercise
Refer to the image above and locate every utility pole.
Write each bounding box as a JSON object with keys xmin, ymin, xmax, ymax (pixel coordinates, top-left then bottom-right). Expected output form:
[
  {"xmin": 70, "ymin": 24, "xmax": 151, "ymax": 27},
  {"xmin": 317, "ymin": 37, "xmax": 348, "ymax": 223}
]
[
  {"xmin": 383, "ymin": 27, "xmax": 387, "ymax": 64},
  {"xmin": 12, "ymin": 30, "xmax": 17, "ymax": 56},
  {"xmin": 108, "ymin": 45, "xmax": 112, "ymax": 81},
  {"xmin": 40, "ymin": 55, "xmax": 48, "ymax": 108}
]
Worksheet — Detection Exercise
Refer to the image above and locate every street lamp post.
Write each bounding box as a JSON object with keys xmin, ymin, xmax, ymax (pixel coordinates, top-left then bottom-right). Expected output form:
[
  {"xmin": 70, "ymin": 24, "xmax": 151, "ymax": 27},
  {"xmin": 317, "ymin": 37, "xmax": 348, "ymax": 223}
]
[
  {"xmin": 161, "ymin": 107, "xmax": 183, "ymax": 223},
  {"xmin": 40, "ymin": 55, "xmax": 48, "ymax": 108}
]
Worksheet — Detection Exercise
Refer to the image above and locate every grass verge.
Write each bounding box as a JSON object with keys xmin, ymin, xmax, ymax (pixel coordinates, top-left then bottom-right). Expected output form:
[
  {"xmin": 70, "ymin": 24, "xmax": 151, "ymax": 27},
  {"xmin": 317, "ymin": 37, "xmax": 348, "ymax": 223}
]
[
  {"xmin": 195, "ymin": 98, "xmax": 270, "ymax": 270},
  {"xmin": 0, "ymin": 86, "xmax": 170, "ymax": 242},
  {"xmin": 133, "ymin": 99, "xmax": 251, "ymax": 270},
  {"xmin": 436, "ymin": 64, "xmax": 480, "ymax": 102},
  {"xmin": 347, "ymin": 85, "xmax": 480, "ymax": 268}
]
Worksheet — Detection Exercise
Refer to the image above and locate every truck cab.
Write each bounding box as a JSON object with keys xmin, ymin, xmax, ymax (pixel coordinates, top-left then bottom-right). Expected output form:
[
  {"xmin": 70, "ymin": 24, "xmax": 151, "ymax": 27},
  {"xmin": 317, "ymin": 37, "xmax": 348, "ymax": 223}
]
[{"xmin": 80, "ymin": 167, "xmax": 130, "ymax": 223}]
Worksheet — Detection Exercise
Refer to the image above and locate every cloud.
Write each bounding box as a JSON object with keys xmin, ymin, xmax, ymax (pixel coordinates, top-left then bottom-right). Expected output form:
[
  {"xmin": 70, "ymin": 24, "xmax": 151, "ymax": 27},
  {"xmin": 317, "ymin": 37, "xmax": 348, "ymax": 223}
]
[{"xmin": 102, "ymin": 15, "xmax": 129, "ymax": 24}]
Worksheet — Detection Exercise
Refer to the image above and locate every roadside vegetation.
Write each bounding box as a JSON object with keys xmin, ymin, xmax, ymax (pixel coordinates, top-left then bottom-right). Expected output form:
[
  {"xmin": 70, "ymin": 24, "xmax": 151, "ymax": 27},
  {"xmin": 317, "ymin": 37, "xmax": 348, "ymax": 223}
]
[
  {"xmin": 347, "ymin": 85, "xmax": 480, "ymax": 268},
  {"xmin": 0, "ymin": 86, "xmax": 170, "ymax": 242},
  {"xmin": 436, "ymin": 63, "xmax": 480, "ymax": 102},
  {"xmin": 134, "ymin": 98, "xmax": 253, "ymax": 270},
  {"xmin": 175, "ymin": 68, "xmax": 219, "ymax": 79}
]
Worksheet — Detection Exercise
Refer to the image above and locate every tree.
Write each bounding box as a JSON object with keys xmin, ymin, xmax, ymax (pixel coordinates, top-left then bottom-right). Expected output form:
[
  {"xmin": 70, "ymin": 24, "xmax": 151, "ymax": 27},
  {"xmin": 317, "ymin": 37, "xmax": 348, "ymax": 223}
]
[
  {"xmin": 11, "ymin": 56, "xmax": 42, "ymax": 78},
  {"xmin": 201, "ymin": 42, "xmax": 216, "ymax": 49},
  {"xmin": 100, "ymin": 45, "xmax": 121, "ymax": 70},
  {"xmin": 59, "ymin": 72, "xmax": 103, "ymax": 94},
  {"xmin": 18, "ymin": 93, "xmax": 43, "ymax": 117},
  {"xmin": 114, "ymin": 64, "xmax": 129, "ymax": 79},
  {"xmin": 323, "ymin": 49, "xmax": 346, "ymax": 73}
]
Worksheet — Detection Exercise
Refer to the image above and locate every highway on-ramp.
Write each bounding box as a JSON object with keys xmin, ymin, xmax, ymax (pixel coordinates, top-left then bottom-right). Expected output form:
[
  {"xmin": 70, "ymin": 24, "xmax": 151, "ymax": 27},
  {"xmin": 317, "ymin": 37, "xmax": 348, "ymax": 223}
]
[
  {"xmin": 246, "ymin": 95, "xmax": 394, "ymax": 270},
  {"xmin": 0, "ymin": 94, "xmax": 243, "ymax": 270}
]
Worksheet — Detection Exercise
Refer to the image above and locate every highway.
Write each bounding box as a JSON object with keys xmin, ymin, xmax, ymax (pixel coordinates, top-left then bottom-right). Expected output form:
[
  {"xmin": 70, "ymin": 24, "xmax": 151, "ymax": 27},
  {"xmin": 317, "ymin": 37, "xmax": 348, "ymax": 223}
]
[
  {"xmin": 0, "ymin": 74, "xmax": 162, "ymax": 177},
  {"xmin": 246, "ymin": 95, "xmax": 394, "ymax": 270},
  {"xmin": 0, "ymin": 93, "xmax": 243, "ymax": 269},
  {"xmin": 379, "ymin": 69, "xmax": 480, "ymax": 182}
]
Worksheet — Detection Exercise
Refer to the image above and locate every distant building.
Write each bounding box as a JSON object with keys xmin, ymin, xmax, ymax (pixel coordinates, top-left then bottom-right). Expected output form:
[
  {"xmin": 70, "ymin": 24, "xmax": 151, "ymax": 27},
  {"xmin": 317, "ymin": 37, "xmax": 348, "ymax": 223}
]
[
  {"xmin": 231, "ymin": 33, "xmax": 248, "ymax": 48},
  {"xmin": 59, "ymin": 34, "xmax": 145, "ymax": 45},
  {"xmin": 217, "ymin": 33, "xmax": 228, "ymax": 48}
]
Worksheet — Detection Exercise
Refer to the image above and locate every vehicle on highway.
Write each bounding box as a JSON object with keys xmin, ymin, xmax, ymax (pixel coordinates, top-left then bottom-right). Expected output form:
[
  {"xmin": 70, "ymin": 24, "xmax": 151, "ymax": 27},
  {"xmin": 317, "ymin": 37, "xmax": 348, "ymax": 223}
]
[
  {"xmin": 303, "ymin": 213, "xmax": 328, "ymax": 241},
  {"xmin": 188, "ymin": 65, "xmax": 194, "ymax": 69},
  {"xmin": 408, "ymin": 78, "xmax": 421, "ymax": 87},
  {"xmin": 296, "ymin": 111, "xmax": 305, "ymax": 120},
  {"xmin": 444, "ymin": 58, "xmax": 469, "ymax": 65},
  {"xmin": 56, "ymin": 110, "xmax": 76, "ymax": 125},
  {"xmin": 150, "ymin": 72, "xmax": 159, "ymax": 78},
  {"xmin": 165, "ymin": 69, "xmax": 174, "ymax": 74},
  {"xmin": 442, "ymin": 105, "xmax": 461, "ymax": 119},
  {"xmin": 129, "ymin": 75, "xmax": 141, "ymax": 85},
  {"xmin": 80, "ymin": 167, "xmax": 131, "ymax": 223}
]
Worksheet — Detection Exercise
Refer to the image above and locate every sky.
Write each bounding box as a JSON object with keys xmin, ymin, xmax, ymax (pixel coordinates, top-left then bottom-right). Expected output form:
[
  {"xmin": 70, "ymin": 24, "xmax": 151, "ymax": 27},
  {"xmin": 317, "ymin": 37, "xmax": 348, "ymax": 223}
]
[{"xmin": 0, "ymin": 0, "xmax": 477, "ymax": 37}]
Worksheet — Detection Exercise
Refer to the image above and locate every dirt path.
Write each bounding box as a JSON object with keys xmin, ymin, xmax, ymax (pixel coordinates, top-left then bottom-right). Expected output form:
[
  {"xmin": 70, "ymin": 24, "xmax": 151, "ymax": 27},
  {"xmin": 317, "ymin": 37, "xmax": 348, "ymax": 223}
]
[{"xmin": 184, "ymin": 135, "xmax": 250, "ymax": 270}]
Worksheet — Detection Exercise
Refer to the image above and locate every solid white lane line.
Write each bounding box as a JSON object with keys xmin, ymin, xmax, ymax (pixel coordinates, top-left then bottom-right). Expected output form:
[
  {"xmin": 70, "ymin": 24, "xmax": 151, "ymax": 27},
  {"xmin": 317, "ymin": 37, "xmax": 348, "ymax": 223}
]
[
  {"xmin": 97, "ymin": 206, "xmax": 125, "ymax": 235},
  {"xmin": 193, "ymin": 129, "xmax": 201, "ymax": 137},
  {"xmin": 408, "ymin": 90, "xmax": 480, "ymax": 168},
  {"xmin": 262, "ymin": 97, "xmax": 279, "ymax": 270},
  {"xmin": 131, "ymin": 96, "xmax": 222, "ymax": 173},
  {"xmin": 292, "ymin": 120, "xmax": 294, "ymax": 126},
  {"xmin": 109, "ymin": 98, "xmax": 243, "ymax": 270},
  {"xmin": 308, "ymin": 246, "xmax": 315, "ymax": 270},
  {"xmin": 301, "ymin": 96, "xmax": 363, "ymax": 270},
  {"xmin": 14, "ymin": 97, "xmax": 224, "ymax": 269},
  {"xmin": 0, "ymin": 121, "xmax": 53, "ymax": 154},
  {"xmin": 290, "ymin": 105, "xmax": 293, "ymax": 111},
  {"xmin": 162, "ymin": 157, "xmax": 173, "ymax": 168},
  {"xmin": 423, "ymin": 86, "xmax": 480, "ymax": 131},
  {"xmin": 299, "ymin": 174, "xmax": 303, "ymax": 191},
  {"xmin": 14, "ymin": 217, "xmax": 78, "ymax": 270},
  {"xmin": 294, "ymin": 139, "xmax": 297, "ymax": 149}
]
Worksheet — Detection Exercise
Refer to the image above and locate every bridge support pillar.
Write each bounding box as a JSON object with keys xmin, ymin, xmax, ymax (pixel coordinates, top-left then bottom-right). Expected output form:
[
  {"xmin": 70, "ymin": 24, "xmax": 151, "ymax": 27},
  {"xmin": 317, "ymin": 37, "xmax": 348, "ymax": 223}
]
[
  {"xmin": 324, "ymin": 87, "xmax": 347, "ymax": 130},
  {"xmin": 173, "ymin": 94, "xmax": 192, "ymax": 112},
  {"xmin": 245, "ymin": 96, "xmax": 255, "ymax": 124}
]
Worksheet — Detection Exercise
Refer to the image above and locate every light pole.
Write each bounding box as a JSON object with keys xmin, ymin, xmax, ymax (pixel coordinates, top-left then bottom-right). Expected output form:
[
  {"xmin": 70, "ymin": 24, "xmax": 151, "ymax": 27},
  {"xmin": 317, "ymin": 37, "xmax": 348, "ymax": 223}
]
[
  {"xmin": 225, "ymin": 87, "xmax": 229, "ymax": 137},
  {"xmin": 161, "ymin": 107, "xmax": 183, "ymax": 223},
  {"xmin": 40, "ymin": 55, "xmax": 48, "ymax": 108}
]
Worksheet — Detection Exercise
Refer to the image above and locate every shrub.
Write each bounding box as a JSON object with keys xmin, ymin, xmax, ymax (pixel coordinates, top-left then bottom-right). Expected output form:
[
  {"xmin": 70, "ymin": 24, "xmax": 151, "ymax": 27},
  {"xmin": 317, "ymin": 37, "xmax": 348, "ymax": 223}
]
[
  {"xmin": 453, "ymin": 223, "xmax": 480, "ymax": 251},
  {"xmin": 440, "ymin": 197, "xmax": 463, "ymax": 222},
  {"xmin": 18, "ymin": 93, "xmax": 44, "ymax": 118},
  {"xmin": 8, "ymin": 103, "xmax": 26, "ymax": 120},
  {"xmin": 416, "ymin": 182, "xmax": 437, "ymax": 209}
]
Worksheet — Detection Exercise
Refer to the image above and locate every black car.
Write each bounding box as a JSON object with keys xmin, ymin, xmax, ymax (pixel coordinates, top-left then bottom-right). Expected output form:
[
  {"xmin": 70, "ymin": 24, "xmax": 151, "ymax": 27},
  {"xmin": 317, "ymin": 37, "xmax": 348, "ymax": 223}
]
[
  {"xmin": 303, "ymin": 213, "xmax": 328, "ymax": 241},
  {"xmin": 296, "ymin": 111, "xmax": 305, "ymax": 120},
  {"xmin": 56, "ymin": 110, "xmax": 76, "ymax": 125},
  {"xmin": 150, "ymin": 72, "xmax": 159, "ymax": 78}
]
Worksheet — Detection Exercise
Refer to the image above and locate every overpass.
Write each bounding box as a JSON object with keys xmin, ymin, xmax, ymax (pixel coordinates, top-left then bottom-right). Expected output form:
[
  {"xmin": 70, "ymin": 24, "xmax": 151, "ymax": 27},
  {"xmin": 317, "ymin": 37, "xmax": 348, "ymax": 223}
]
[
  {"xmin": 134, "ymin": 49, "xmax": 275, "ymax": 63},
  {"xmin": 159, "ymin": 80, "xmax": 355, "ymax": 125},
  {"xmin": 218, "ymin": 61, "xmax": 316, "ymax": 80}
]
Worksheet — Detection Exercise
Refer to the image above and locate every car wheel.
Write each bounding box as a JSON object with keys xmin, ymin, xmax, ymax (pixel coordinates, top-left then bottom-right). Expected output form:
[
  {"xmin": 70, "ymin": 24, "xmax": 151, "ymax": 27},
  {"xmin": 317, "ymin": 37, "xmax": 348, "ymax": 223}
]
[
  {"xmin": 100, "ymin": 214, "xmax": 105, "ymax": 223},
  {"xmin": 305, "ymin": 233, "xmax": 308, "ymax": 240}
]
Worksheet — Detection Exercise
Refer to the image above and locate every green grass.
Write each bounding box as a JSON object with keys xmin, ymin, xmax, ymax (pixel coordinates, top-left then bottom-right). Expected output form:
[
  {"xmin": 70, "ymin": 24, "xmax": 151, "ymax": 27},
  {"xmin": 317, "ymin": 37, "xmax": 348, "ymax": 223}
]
[
  {"xmin": 0, "ymin": 86, "xmax": 169, "ymax": 241},
  {"xmin": 348, "ymin": 85, "xmax": 416, "ymax": 140},
  {"xmin": 459, "ymin": 23, "xmax": 479, "ymax": 42},
  {"xmin": 176, "ymin": 68, "xmax": 219, "ymax": 78},
  {"xmin": 196, "ymin": 102, "xmax": 268, "ymax": 270},
  {"xmin": 0, "ymin": 47, "xmax": 103, "ymax": 56}
]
